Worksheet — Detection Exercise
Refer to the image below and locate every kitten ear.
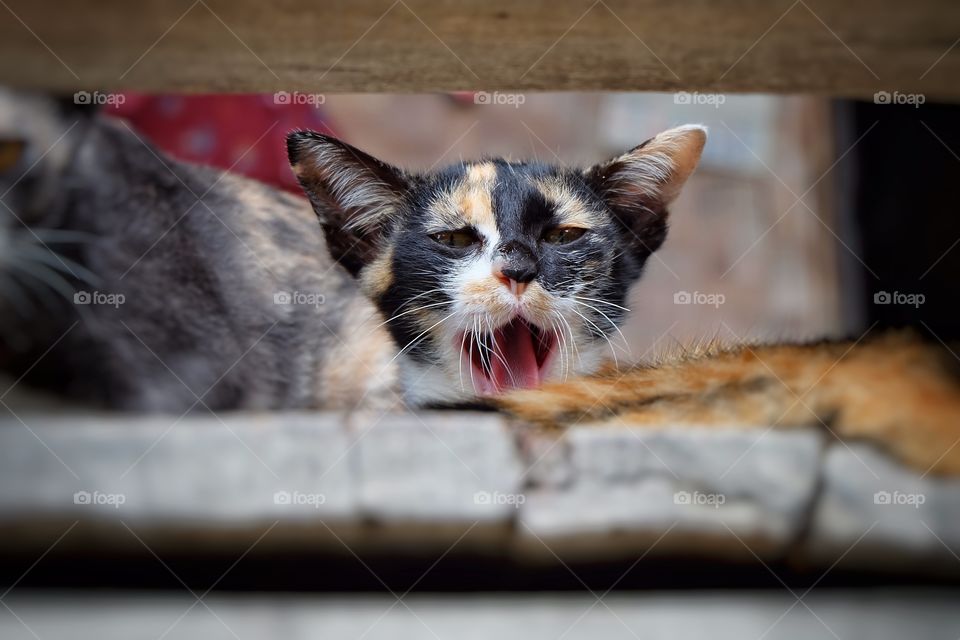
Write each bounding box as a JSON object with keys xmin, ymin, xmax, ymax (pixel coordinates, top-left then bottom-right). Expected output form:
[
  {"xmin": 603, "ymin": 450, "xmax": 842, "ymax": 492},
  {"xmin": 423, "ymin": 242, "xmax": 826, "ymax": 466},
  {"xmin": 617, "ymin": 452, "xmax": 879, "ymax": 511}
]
[
  {"xmin": 584, "ymin": 124, "xmax": 706, "ymax": 253},
  {"xmin": 286, "ymin": 131, "xmax": 408, "ymax": 276}
]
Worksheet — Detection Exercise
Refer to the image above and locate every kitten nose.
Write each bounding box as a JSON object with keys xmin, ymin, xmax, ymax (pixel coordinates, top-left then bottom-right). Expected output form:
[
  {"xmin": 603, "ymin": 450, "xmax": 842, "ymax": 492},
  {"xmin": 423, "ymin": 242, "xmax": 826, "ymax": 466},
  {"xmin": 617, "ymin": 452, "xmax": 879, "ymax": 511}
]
[
  {"xmin": 494, "ymin": 241, "xmax": 538, "ymax": 296},
  {"xmin": 500, "ymin": 263, "xmax": 537, "ymax": 284}
]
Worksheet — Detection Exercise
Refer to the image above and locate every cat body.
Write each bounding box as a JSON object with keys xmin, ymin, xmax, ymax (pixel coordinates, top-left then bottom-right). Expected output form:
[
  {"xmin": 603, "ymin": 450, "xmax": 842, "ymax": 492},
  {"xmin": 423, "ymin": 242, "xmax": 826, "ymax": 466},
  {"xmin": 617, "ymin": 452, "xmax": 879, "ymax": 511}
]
[{"xmin": 0, "ymin": 90, "xmax": 397, "ymax": 411}]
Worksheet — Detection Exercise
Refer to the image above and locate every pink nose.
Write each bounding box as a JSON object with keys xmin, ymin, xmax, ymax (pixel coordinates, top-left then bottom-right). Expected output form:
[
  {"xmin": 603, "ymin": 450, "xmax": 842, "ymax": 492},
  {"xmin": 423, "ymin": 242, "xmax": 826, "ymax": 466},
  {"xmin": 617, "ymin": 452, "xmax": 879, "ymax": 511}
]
[{"xmin": 493, "ymin": 262, "xmax": 528, "ymax": 297}]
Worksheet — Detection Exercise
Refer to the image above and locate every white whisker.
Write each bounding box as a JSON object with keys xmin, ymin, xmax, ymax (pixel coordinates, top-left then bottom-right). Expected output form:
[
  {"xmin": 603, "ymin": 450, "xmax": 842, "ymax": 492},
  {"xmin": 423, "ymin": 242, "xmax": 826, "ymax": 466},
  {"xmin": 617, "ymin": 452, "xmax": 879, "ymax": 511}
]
[
  {"xmin": 571, "ymin": 306, "xmax": 618, "ymax": 368},
  {"xmin": 458, "ymin": 320, "xmax": 469, "ymax": 393},
  {"xmin": 19, "ymin": 245, "xmax": 100, "ymax": 287},
  {"xmin": 550, "ymin": 314, "xmax": 569, "ymax": 382},
  {"xmin": 556, "ymin": 310, "xmax": 582, "ymax": 372},
  {"xmin": 572, "ymin": 295, "xmax": 630, "ymax": 313},
  {"xmin": 23, "ymin": 228, "xmax": 96, "ymax": 244},
  {"xmin": 483, "ymin": 316, "xmax": 512, "ymax": 383},
  {"xmin": 572, "ymin": 299, "xmax": 631, "ymax": 355},
  {"xmin": 375, "ymin": 299, "xmax": 454, "ymax": 329},
  {"xmin": 6, "ymin": 256, "xmax": 76, "ymax": 303},
  {"xmin": 387, "ymin": 309, "xmax": 459, "ymax": 366}
]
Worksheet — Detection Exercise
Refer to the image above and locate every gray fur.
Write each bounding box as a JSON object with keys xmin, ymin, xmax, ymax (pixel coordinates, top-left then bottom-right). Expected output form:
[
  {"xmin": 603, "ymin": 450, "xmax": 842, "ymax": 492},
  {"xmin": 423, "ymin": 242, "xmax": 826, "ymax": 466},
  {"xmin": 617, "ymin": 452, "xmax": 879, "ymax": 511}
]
[{"xmin": 0, "ymin": 89, "xmax": 388, "ymax": 412}]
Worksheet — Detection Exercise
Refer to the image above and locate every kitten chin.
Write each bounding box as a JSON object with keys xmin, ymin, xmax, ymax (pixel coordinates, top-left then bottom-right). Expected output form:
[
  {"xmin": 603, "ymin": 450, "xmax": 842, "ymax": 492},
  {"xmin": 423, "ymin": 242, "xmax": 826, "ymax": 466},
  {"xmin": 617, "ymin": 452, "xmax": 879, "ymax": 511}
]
[{"xmin": 397, "ymin": 334, "xmax": 610, "ymax": 407}]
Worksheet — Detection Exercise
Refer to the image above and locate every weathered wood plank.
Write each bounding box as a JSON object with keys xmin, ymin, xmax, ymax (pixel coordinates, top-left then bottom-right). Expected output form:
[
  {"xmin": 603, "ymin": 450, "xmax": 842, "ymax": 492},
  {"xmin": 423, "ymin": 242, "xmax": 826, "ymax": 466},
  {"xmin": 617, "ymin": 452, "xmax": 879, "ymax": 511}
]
[{"xmin": 0, "ymin": 0, "xmax": 958, "ymax": 97}]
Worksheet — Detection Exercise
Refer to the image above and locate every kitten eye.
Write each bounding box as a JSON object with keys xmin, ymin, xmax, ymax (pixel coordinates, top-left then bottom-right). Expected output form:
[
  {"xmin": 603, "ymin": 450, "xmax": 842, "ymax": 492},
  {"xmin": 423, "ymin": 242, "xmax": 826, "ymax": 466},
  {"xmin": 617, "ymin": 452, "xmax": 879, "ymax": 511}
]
[
  {"xmin": 431, "ymin": 228, "xmax": 480, "ymax": 249},
  {"xmin": 543, "ymin": 226, "xmax": 587, "ymax": 245},
  {"xmin": 0, "ymin": 139, "xmax": 25, "ymax": 174}
]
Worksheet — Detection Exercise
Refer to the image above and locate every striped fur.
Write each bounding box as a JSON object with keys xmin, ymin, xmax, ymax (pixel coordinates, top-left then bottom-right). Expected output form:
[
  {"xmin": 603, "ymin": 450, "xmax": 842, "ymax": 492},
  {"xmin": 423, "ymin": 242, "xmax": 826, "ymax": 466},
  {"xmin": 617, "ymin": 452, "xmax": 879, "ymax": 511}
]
[{"xmin": 498, "ymin": 331, "xmax": 960, "ymax": 475}]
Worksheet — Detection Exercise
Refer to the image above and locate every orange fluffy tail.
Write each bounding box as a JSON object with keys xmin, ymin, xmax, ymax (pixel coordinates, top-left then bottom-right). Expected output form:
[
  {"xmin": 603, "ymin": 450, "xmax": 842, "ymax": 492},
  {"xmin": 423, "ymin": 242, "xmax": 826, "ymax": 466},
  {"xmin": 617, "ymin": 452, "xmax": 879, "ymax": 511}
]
[{"xmin": 498, "ymin": 332, "xmax": 960, "ymax": 475}]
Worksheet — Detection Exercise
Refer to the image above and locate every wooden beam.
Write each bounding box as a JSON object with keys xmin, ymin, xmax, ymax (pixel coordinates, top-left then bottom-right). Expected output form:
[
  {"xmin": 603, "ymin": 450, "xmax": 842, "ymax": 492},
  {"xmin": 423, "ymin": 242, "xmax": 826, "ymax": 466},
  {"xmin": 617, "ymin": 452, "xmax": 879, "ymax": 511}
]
[{"xmin": 1, "ymin": 0, "xmax": 958, "ymax": 97}]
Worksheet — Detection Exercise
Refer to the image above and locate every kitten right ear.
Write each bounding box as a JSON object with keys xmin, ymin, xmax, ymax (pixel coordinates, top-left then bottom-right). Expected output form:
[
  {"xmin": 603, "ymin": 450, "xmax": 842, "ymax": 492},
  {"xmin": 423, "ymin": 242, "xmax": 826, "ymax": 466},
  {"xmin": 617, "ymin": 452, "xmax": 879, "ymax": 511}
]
[
  {"xmin": 584, "ymin": 124, "xmax": 706, "ymax": 255},
  {"xmin": 287, "ymin": 131, "xmax": 408, "ymax": 276}
]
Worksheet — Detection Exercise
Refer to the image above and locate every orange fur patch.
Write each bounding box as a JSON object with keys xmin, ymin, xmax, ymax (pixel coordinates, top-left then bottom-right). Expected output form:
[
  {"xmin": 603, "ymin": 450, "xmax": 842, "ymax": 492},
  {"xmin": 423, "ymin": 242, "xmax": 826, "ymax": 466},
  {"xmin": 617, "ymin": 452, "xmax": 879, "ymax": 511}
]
[
  {"xmin": 428, "ymin": 162, "xmax": 498, "ymax": 232},
  {"xmin": 462, "ymin": 277, "xmax": 502, "ymax": 299},
  {"xmin": 361, "ymin": 244, "xmax": 395, "ymax": 298},
  {"xmin": 459, "ymin": 162, "xmax": 497, "ymax": 230},
  {"xmin": 498, "ymin": 332, "xmax": 960, "ymax": 476},
  {"xmin": 534, "ymin": 179, "xmax": 598, "ymax": 228}
]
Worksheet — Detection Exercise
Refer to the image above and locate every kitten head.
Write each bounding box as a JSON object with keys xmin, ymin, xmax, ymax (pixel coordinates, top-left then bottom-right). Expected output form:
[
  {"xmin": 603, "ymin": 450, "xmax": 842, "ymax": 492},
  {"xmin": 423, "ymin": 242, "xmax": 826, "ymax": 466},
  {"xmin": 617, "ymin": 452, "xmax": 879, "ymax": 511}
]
[{"xmin": 287, "ymin": 125, "xmax": 706, "ymax": 406}]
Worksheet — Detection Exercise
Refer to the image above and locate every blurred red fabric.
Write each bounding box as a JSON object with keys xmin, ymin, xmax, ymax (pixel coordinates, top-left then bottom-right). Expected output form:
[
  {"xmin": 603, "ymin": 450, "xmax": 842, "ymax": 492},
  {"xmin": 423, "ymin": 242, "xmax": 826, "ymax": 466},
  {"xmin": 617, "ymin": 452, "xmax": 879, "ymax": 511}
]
[{"xmin": 105, "ymin": 93, "xmax": 335, "ymax": 194}]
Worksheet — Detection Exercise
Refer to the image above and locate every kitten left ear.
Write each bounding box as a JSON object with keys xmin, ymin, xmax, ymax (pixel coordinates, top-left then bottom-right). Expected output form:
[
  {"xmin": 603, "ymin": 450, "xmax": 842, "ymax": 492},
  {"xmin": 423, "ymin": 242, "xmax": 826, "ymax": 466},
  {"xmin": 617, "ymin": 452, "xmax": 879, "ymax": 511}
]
[
  {"xmin": 287, "ymin": 131, "xmax": 408, "ymax": 276},
  {"xmin": 584, "ymin": 124, "xmax": 706, "ymax": 253}
]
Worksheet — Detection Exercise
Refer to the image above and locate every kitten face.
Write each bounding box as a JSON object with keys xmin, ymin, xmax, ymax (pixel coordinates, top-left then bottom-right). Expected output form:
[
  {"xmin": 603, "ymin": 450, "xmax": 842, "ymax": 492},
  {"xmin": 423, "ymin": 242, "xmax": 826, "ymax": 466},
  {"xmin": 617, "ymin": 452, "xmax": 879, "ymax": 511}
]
[{"xmin": 288, "ymin": 125, "xmax": 706, "ymax": 406}]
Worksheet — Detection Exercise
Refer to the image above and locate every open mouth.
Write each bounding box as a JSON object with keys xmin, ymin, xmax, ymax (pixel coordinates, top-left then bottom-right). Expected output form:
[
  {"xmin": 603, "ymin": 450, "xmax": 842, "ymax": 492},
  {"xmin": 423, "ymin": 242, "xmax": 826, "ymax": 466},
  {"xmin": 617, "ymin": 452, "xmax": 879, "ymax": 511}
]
[{"xmin": 459, "ymin": 317, "xmax": 557, "ymax": 395}]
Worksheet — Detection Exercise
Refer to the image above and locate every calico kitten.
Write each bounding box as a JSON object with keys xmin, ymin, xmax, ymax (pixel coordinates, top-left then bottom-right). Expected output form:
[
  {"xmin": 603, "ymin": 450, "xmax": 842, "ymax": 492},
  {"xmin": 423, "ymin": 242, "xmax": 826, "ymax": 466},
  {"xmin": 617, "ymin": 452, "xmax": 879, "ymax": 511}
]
[
  {"xmin": 0, "ymin": 89, "xmax": 396, "ymax": 411},
  {"xmin": 286, "ymin": 124, "xmax": 706, "ymax": 407}
]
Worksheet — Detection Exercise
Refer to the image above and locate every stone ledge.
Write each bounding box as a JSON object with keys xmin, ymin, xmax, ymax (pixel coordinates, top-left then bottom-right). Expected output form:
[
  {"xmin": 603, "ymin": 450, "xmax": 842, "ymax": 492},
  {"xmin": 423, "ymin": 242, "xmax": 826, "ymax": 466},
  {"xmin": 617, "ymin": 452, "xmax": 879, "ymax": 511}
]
[
  {"xmin": 517, "ymin": 427, "xmax": 821, "ymax": 560},
  {"xmin": 0, "ymin": 411, "xmax": 958, "ymax": 574},
  {"xmin": 2, "ymin": 590, "xmax": 959, "ymax": 640},
  {"xmin": 805, "ymin": 443, "xmax": 960, "ymax": 571}
]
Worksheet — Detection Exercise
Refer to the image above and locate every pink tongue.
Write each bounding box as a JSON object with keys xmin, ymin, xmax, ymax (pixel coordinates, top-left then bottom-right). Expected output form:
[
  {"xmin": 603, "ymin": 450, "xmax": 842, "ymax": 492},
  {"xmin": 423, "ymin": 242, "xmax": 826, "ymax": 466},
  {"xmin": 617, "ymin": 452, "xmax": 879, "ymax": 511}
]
[{"xmin": 490, "ymin": 321, "xmax": 540, "ymax": 390}]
